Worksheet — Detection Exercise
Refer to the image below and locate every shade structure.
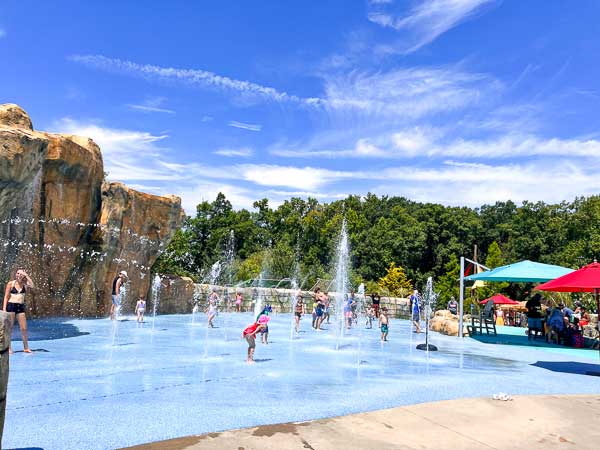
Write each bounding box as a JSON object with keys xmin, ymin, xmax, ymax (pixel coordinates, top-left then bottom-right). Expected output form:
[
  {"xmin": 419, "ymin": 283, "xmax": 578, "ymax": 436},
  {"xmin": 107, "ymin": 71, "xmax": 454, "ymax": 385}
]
[
  {"xmin": 537, "ymin": 261, "xmax": 600, "ymax": 357},
  {"xmin": 465, "ymin": 260, "xmax": 574, "ymax": 283},
  {"xmin": 536, "ymin": 261, "xmax": 600, "ymax": 293},
  {"xmin": 480, "ymin": 294, "xmax": 519, "ymax": 305}
]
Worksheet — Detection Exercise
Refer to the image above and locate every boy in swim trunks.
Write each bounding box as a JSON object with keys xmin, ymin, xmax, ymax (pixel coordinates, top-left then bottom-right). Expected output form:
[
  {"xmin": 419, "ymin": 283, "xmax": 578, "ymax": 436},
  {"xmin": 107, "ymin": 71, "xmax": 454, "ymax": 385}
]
[{"xmin": 379, "ymin": 307, "xmax": 389, "ymax": 341}]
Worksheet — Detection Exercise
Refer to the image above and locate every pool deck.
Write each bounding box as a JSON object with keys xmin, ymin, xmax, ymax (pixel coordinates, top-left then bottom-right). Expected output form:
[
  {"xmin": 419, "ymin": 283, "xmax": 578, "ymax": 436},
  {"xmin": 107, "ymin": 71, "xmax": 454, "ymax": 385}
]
[{"xmin": 127, "ymin": 394, "xmax": 600, "ymax": 450}]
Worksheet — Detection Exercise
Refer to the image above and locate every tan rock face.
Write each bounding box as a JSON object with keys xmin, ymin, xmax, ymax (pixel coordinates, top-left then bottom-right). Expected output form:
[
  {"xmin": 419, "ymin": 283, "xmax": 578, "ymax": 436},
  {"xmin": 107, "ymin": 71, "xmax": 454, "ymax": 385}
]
[
  {"xmin": 430, "ymin": 309, "xmax": 469, "ymax": 336},
  {"xmin": 0, "ymin": 104, "xmax": 184, "ymax": 317},
  {"xmin": 0, "ymin": 103, "xmax": 33, "ymax": 130}
]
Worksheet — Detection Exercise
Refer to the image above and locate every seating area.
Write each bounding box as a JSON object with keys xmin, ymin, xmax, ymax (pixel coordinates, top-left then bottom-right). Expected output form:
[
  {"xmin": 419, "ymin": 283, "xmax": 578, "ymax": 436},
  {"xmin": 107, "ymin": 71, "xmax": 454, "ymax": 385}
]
[{"xmin": 467, "ymin": 300, "xmax": 497, "ymax": 336}]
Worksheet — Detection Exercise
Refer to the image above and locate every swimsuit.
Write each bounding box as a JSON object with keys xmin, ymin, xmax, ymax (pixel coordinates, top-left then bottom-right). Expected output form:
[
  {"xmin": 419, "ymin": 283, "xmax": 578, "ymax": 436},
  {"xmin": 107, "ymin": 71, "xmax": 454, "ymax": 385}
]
[
  {"xmin": 111, "ymin": 277, "xmax": 121, "ymax": 305},
  {"xmin": 7, "ymin": 282, "xmax": 26, "ymax": 315},
  {"xmin": 380, "ymin": 324, "xmax": 388, "ymax": 333}
]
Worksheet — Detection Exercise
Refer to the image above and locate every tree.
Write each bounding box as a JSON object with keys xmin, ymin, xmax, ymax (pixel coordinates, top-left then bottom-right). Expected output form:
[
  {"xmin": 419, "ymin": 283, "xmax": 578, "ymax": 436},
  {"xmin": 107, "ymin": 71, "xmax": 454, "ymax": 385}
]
[
  {"xmin": 436, "ymin": 254, "xmax": 460, "ymax": 306},
  {"xmin": 378, "ymin": 263, "xmax": 413, "ymax": 297}
]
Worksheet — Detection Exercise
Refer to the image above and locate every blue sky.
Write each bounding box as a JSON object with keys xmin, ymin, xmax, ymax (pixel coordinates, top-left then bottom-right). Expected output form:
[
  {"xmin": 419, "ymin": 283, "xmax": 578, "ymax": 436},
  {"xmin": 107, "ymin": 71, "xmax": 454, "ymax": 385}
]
[{"xmin": 3, "ymin": 0, "xmax": 600, "ymax": 212}]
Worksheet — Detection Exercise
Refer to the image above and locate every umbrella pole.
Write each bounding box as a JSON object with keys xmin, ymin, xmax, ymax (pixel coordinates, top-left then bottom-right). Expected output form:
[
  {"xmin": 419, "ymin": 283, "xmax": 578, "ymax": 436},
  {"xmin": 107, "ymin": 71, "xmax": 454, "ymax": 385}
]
[{"xmin": 596, "ymin": 289, "xmax": 599, "ymax": 357}]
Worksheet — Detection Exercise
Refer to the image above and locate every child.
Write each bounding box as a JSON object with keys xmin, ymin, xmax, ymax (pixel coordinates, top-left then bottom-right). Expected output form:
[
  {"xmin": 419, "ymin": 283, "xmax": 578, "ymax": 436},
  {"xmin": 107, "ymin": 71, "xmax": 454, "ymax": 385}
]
[
  {"xmin": 207, "ymin": 290, "xmax": 219, "ymax": 328},
  {"xmin": 343, "ymin": 294, "xmax": 353, "ymax": 329},
  {"xmin": 294, "ymin": 295, "xmax": 305, "ymax": 333},
  {"xmin": 259, "ymin": 314, "xmax": 270, "ymax": 344},
  {"xmin": 235, "ymin": 292, "xmax": 243, "ymax": 312},
  {"xmin": 242, "ymin": 317, "xmax": 268, "ymax": 363},
  {"xmin": 366, "ymin": 305, "xmax": 375, "ymax": 329},
  {"xmin": 135, "ymin": 295, "xmax": 146, "ymax": 323},
  {"xmin": 379, "ymin": 307, "xmax": 389, "ymax": 341}
]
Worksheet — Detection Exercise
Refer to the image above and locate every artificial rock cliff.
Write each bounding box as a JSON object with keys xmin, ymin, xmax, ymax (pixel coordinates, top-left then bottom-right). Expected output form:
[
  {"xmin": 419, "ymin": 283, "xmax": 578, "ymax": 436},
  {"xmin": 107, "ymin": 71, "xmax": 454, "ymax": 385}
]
[{"xmin": 0, "ymin": 103, "xmax": 184, "ymax": 317}]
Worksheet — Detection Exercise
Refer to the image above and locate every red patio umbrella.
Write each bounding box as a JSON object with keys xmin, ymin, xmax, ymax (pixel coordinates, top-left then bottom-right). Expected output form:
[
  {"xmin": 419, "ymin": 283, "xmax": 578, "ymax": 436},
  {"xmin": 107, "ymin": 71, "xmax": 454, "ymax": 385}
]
[
  {"xmin": 536, "ymin": 261, "xmax": 600, "ymax": 347},
  {"xmin": 479, "ymin": 294, "xmax": 519, "ymax": 305}
]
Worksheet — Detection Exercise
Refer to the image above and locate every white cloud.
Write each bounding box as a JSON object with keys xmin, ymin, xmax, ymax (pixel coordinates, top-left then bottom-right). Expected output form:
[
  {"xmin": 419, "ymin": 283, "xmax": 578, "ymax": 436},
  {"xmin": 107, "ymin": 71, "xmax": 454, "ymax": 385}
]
[
  {"xmin": 228, "ymin": 120, "xmax": 262, "ymax": 132},
  {"xmin": 55, "ymin": 118, "xmax": 167, "ymax": 156},
  {"xmin": 0, "ymin": 29, "xmax": 5, "ymax": 39},
  {"xmin": 236, "ymin": 164, "xmax": 355, "ymax": 190},
  {"xmin": 69, "ymin": 54, "xmax": 323, "ymax": 106},
  {"xmin": 53, "ymin": 118, "xmax": 180, "ymax": 183},
  {"xmin": 176, "ymin": 181, "xmax": 257, "ymax": 212},
  {"xmin": 201, "ymin": 115, "xmax": 214, "ymax": 122},
  {"xmin": 368, "ymin": 0, "xmax": 496, "ymax": 54},
  {"xmin": 214, "ymin": 147, "xmax": 253, "ymax": 157},
  {"xmin": 127, "ymin": 97, "xmax": 175, "ymax": 114},
  {"xmin": 323, "ymin": 66, "xmax": 498, "ymax": 118}
]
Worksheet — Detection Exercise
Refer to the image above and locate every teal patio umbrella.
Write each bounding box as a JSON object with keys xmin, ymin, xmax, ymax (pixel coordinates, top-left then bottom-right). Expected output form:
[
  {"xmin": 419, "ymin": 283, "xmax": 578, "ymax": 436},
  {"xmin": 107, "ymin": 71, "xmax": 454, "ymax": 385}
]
[{"xmin": 465, "ymin": 260, "xmax": 574, "ymax": 283}]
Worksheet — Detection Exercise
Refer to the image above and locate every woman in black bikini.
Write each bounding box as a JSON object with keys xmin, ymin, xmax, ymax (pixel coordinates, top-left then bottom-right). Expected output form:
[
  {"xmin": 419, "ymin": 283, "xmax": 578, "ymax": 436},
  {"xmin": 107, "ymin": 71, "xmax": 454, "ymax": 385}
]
[{"xmin": 3, "ymin": 268, "xmax": 34, "ymax": 353}]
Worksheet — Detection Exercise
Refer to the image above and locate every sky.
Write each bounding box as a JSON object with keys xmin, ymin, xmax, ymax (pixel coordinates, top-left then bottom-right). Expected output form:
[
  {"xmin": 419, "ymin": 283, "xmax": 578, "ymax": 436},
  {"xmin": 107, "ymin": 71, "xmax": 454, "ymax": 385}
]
[{"xmin": 2, "ymin": 0, "xmax": 600, "ymax": 213}]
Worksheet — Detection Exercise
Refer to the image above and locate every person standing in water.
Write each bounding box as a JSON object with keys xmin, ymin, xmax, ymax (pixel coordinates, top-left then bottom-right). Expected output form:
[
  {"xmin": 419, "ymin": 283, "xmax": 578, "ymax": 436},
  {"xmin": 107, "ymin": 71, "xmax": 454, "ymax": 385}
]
[
  {"xmin": 371, "ymin": 294, "xmax": 381, "ymax": 318},
  {"xmin": 294, "ymin": 295, "xmax": 305, "ymax": 333},
  {"xmin": 410, "ymin": 289, "xmax": 422, "ymax": 333},
  {"xmin": 207, "ymin": 289, "xmax": 219, "ymax": 328},
  {"xmin": 242, "ymin": 317, "xmax": 267, "ymax": 364},
  {"xmin": 343, "ymin": 294, "xmax": 354, "ymax": 329},
  {"xmin": 110, "ymin": 270, "xmax": 128, "ymax": 320},
  {"xmin": 3, "ymin": 268, "xmax": 34, "ymax": 353},
  {"xmin": 379, "ymin": 307, "xmax": 389, "ymax": 341},
  {"xmin": 235, "ymin": 292, "xmax": 243, "ymax": 312},
  {"xmin": 135, "ymin": 295, "xmax": 146, "ymax": 323}
]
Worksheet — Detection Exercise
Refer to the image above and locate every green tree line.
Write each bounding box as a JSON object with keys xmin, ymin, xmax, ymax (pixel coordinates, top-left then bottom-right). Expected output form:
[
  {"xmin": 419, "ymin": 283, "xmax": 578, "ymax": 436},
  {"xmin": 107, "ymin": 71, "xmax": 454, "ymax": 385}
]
[{"xmin": 154, "ymin": 193, "xmax": 600, "ymax": 302}]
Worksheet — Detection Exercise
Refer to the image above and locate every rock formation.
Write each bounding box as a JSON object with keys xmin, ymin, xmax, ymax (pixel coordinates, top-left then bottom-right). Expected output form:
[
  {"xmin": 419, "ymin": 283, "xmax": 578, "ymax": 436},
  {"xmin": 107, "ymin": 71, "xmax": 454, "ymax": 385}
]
[
  {"xmin": 0, "ymin": 311, "xmax": 12, "ymax": 444},
  {"xmin": 429, "ymin": 310, "xmax": 469, "ymax": 336},
  {"xmin": 0, "ymin": 104, "xmax": 184, "ymax": 317}
]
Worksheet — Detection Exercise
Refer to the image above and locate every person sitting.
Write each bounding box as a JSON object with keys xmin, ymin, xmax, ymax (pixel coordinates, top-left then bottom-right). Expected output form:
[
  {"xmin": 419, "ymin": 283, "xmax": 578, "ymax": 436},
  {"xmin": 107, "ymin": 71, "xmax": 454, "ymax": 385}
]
[
  {"xmin": 560, "ymin": 303, "xmax": 574, "ymax": 325},
  {"xmin": 546, "ymin": 306, "xmax": 566, "ymax": 344},
  {"xmin": 575, "ymin": 305, "xmax": 590, "ymax": 327},
  {"xmin": 447, "ymin": 297, "xmax": 458, "ymax": 315}
]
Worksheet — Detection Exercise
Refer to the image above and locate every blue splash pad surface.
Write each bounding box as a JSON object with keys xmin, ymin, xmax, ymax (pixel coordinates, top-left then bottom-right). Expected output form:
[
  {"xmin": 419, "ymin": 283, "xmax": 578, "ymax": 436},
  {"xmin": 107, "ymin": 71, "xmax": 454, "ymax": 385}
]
[{"xmin": 4, "ymin": 313, "xmax": 600, "ymax": 450}]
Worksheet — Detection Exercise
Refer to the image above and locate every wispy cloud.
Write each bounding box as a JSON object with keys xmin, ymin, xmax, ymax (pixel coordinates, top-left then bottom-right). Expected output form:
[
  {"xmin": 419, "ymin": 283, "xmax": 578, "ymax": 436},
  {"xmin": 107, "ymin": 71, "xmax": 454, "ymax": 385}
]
[
  {"xmin": 322, "ymin": 66, "xmax": 499, "ymax": 118},
  {"xmin": 53, "ymin": 118, "xmax": 176, "ymax": 182},
  {"xmin": 228, "ymin": 120, "xmax": 262, "ymax": 132},
  {"xmin": 214, "ymin": 147, "xmax": 253, "ymax": 157},
  {"xmin": 272, "ymin": 129, "xmax": 600, "ymax": 160},
  {"xmin": 201, "ymin": 115, "xmax": 214, "ymax": 122},
  {"xmin": 127, "ymin": 97, "xmax": 175, "ymax": 114},
  {"xmin": 368, "ymin": 0, "xmax": 496, "ymax": 54},
  {"xmin": 236, "ymin": 164, "xmax": 354, "ymax": 190},
  {"xmin": 69, "ymin": 54, "xmax": 323, "ymax": 106},
  {"xmin": 0, "ymin": 29, "xmax": 6, "ymax": 39}
]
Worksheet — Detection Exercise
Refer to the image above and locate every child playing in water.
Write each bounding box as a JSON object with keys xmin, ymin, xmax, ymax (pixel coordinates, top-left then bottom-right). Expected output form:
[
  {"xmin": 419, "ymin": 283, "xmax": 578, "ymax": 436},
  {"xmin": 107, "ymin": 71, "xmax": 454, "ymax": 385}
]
[
  {"xmin": 135, "ymin": 295, "xmax": 146, "ymax": 323},
  {"xmin": 235, "ymin": 292, "xmax": 243, "ymax": 312},
  {"xmin": 379, "ymin": 307, "xmax": 389, "ymax": 341},
  {"xmin": 294, "ymin": 295, "xmax": 305, "ymax": 333},
  {"xmin": 366, "ymin": 304, "xmax": 375, "ymax": 329},
  {"xmin": 207, "ymin": 292, "xmax": 218, "ymax": 328},
  {"xmin": 242, "ymin": 316, "xmax": 268, "ymax": 363},
  {"xmin": 259, "ymin": 314, "xmax": 270, "ymax": 344}
]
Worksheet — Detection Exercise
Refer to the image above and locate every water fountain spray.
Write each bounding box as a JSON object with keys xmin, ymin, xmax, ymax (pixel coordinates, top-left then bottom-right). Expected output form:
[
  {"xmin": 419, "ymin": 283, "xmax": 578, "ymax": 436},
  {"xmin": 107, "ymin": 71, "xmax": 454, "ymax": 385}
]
[
  {"xmin": 416, "ymin": 277, "xmax": 439, "ymax": 352},
  {"xmin": 151, "ymin": 274, "xmax": 162, "ymax": 334},
  {"xmin": 334, "ymin": 219, "xmax": 350, "ymax": 350}
]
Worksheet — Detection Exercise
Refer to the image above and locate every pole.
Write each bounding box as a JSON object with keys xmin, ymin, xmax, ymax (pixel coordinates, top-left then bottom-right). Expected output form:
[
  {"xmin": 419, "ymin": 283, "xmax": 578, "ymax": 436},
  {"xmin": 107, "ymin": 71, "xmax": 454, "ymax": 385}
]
[
  {"xmin": 596, "ymin": 288, "xmax": 599, "ymax": 358},
  {"xmin": 459, "ymin": 256, "xmax": 465, "ymax": 338}
]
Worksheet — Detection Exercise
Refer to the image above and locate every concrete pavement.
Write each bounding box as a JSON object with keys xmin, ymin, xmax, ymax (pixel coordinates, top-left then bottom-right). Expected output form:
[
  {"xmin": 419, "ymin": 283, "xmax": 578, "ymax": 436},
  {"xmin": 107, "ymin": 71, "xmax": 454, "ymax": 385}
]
[{"xmin": 125, "ymin": 394, "xmax": 600, "ymax": 450}]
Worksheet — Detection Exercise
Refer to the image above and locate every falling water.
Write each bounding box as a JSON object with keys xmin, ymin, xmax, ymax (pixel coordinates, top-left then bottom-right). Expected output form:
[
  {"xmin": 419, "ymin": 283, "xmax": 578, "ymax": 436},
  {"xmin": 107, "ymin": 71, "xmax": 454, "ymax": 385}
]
[
  {"xmin": 253, "ymin": 271, "xmax": 266, "ymax": 319},
  {"xmin": 289, "ymin": 278, "xmax": 299, "ymax": 340},
  {"xmin": 191, "ymin": 284, "xmax": 202, "ymax": 324},
  {"xmin": 151, "ymin": 274, "xmax": 162, "ymax": 334},
  {"xmin": 417, "ymin": 276, "xmax": 439, "ymax": 352},
  {"xmin": 334, "ymin": 219, "xmax": 350, "ymax": 350}
]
